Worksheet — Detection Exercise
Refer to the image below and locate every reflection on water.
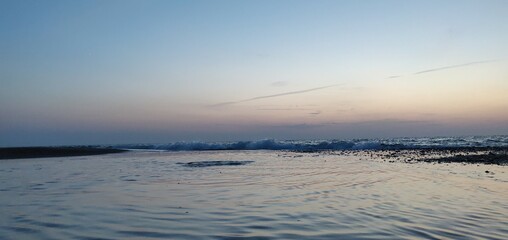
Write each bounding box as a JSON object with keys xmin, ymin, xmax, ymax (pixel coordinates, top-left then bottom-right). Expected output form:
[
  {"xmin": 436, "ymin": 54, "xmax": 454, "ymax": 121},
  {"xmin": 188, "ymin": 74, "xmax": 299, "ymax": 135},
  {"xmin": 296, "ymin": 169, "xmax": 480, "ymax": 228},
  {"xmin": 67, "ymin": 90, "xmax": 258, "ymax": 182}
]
[{"xmin": 0, "ymin": 151, "xmax": 507, "ymax": 239}]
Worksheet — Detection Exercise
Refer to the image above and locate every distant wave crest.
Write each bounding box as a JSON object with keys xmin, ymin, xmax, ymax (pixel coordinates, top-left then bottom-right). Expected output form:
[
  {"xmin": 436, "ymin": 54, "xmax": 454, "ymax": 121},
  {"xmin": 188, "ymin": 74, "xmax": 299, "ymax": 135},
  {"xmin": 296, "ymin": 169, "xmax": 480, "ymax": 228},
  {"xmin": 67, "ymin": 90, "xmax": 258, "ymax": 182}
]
[{"xmin": 113, "ymin": 136, "xmax": 508, "ymax": 151}]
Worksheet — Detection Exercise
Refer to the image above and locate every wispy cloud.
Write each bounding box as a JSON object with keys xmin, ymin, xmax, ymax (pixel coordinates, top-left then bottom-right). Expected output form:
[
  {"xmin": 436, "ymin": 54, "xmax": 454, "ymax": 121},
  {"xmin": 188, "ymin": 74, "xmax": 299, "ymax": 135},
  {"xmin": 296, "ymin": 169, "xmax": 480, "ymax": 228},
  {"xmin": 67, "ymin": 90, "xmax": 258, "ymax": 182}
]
[
  {"xmin": 387, "ymin": 59, "xmax": 502, "ymax": 79},
  {"xmin": 308, "ymin": 110, "xmax": 322, "ymax": 115},
  {"xmin": 209, "ymin": 84, "xmax": 341, "ymax": 107},
  {"xmin": 413, "ymin": 59, "xmax": 499, "ymax": 75},
  {"xmin": 320, "ymin": 119, "xmax": 439, "ymax": 127},
  {"xmin": 265, "ymin": 118, "xmax": 439, "ymax": 129},
  {"xmin": 387, "ymin": 75, "xmax": 401, "ymax": 79}
]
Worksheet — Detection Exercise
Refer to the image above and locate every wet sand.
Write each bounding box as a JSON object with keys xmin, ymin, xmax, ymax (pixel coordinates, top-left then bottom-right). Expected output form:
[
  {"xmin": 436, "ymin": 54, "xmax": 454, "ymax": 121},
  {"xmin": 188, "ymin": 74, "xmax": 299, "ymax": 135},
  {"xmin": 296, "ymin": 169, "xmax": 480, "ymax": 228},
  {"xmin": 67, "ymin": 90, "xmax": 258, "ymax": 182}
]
[{"xmin": 0, "ymin": 147, "xmax": 127, "ymax": 160}]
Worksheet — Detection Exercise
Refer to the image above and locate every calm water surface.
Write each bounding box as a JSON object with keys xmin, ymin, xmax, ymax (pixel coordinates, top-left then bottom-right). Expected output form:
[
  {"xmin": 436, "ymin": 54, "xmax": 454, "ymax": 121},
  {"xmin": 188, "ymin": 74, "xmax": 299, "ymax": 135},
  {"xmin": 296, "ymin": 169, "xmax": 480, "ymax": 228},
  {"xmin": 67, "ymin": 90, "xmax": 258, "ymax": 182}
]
[{"xmin": 0, "ymin": 151, "xmax": 507, "ymax": 239}]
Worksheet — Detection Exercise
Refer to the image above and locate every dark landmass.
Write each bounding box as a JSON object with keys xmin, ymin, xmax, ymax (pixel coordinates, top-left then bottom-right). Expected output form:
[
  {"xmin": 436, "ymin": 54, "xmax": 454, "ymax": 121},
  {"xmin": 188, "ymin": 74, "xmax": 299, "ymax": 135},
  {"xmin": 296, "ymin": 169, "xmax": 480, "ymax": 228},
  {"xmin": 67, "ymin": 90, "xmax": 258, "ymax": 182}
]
[{"xmin": 0, "ymin": 147, "xmax": 127, "ymax": 160}]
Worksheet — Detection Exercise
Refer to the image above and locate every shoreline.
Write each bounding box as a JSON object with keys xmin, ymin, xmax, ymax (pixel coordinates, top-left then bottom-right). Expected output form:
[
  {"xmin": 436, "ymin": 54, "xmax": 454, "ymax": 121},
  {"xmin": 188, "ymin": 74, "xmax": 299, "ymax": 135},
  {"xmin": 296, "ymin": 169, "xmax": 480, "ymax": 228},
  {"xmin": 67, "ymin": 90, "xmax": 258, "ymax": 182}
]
[
  {"xmin": 0, "ymin": 147, "xmax": 127, "ymax": 160},
  {"xmin": 1, "ymin": 146, "xmax": 507, "ymax": 165}
]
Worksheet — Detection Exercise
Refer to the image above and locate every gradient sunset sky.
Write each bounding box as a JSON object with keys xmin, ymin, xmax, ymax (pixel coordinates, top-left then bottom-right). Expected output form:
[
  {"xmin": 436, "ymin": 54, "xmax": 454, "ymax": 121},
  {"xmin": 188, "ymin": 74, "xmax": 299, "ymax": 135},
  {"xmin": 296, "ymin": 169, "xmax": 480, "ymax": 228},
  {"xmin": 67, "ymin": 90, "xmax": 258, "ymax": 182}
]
[{"xmin": 1, "ymin": 0, "xmax": 508, "ymax": 146}]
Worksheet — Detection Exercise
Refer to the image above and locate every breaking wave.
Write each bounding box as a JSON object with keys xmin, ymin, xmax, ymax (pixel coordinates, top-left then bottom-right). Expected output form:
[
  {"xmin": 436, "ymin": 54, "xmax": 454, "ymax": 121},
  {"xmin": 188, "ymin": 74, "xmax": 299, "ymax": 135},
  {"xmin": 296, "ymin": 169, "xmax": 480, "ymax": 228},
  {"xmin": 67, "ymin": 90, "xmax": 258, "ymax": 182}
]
[{"xmin": 113, "ymin": 136, "xmax": 508, "ymax": 151}]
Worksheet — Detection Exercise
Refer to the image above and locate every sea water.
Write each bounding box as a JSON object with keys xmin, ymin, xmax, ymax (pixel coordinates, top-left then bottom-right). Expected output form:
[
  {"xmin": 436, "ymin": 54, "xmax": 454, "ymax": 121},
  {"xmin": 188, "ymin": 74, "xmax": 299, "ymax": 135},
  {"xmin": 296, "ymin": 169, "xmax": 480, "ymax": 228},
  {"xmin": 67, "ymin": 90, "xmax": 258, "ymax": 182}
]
[{"xmin": 0, "ymin": 149, "xmax": 507, "ymax": 239}]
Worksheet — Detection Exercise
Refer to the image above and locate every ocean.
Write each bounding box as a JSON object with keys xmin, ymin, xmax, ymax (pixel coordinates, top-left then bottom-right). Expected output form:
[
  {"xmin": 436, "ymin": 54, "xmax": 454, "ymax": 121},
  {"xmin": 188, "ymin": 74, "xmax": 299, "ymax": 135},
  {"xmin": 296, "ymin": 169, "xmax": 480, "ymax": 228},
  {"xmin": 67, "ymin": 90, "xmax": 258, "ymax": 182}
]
[{"xmin": 1, "ymin": 136, "xmax": 507, "ymax": 239}]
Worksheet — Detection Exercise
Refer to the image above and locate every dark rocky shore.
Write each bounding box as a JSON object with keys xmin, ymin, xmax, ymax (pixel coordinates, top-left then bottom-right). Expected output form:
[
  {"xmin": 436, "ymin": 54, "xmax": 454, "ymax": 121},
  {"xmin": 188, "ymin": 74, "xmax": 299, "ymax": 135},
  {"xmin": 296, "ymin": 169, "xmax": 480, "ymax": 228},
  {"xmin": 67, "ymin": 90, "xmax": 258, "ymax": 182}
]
[
  {"xmin": 418, "ymin": 152, "xmax": 508, "ymax": 165},
  {"xmin": 364, "ymin": 147, "xmax": 508, "ymax": 165},
  {"xmin": 290, "ymin": 147, "xmax": 508, "ymax": 165},
  {"xmin": 393, "ymin": 147, "xmax": 508, "ymax": 165},
  {"xmin": 0, "ymin": 147, "xmax": 127, "ymax": 160}
]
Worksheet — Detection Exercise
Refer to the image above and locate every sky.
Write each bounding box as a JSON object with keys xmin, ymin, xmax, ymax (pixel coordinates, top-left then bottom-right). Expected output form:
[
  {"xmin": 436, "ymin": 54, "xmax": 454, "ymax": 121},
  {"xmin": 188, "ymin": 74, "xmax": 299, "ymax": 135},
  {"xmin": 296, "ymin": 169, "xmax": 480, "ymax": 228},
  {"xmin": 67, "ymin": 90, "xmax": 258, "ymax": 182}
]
[{"xmin": 1, "ymin": 0, "xmax": 508, "ymax": 146}]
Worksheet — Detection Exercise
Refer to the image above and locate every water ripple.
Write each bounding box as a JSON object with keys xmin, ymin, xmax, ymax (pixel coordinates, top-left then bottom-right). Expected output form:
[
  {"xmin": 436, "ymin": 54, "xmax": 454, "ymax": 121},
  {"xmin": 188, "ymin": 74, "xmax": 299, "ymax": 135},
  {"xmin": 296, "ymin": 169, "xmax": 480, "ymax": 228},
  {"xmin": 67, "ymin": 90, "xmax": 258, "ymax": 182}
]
[{"xmin": 0, "ymin": 150, "xmax": 507, "ymax": 239}]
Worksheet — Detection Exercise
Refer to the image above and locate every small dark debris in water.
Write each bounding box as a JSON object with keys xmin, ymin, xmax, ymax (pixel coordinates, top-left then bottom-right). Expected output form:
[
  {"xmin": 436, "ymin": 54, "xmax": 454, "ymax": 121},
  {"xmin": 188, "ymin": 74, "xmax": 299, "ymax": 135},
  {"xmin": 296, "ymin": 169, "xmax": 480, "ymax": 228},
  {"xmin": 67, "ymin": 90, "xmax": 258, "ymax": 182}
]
[
  {"xmin": 178, "ymin": 161, "xmax": 254, "ymax": 168},
  {"xmin": 124, "ymin": 179, "xmax": 137, "ymax": 182},
  {"xmin": 485, "ymin": 170, "xmax": 490, "ymax": 173}
]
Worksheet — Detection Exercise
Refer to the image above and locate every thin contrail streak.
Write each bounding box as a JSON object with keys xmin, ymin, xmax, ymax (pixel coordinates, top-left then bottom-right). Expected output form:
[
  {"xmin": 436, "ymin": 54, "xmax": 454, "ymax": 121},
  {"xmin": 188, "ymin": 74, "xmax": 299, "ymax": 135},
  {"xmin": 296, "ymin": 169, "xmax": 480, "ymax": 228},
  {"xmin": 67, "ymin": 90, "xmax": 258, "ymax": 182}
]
[
  {"xmin": 209, "ymin": 84, "xmax": 340, "ymax": 107},
  {"xmin": 413, "ymin": 60, "xmax": 498, "ymax": 75},
  {"xmin": 386, "ymin": 59, "xmax": 503, "ymax": 79}
]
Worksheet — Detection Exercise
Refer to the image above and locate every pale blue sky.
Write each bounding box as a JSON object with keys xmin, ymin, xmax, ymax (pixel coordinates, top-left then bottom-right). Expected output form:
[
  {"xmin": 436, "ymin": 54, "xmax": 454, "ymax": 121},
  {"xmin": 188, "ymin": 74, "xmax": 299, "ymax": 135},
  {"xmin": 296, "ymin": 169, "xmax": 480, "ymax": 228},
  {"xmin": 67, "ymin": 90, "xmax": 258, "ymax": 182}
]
[{"xmin": 1, "ymin": 0, "xmax": 508, "ymax": 146}]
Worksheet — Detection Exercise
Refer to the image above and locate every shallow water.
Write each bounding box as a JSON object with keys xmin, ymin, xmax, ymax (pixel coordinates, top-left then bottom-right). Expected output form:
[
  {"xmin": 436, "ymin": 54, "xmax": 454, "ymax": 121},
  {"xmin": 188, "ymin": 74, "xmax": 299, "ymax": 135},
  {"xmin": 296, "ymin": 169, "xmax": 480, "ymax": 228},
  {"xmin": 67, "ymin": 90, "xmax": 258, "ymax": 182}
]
[{"xmin": 1, "ymin": 151, "xmax": 507, "ymax": 239}]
